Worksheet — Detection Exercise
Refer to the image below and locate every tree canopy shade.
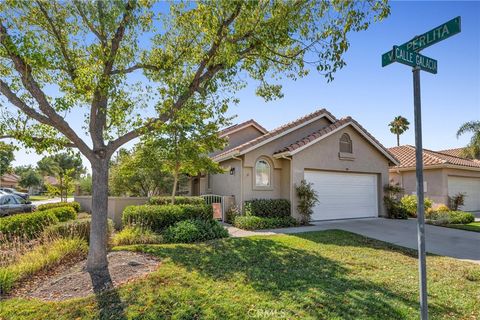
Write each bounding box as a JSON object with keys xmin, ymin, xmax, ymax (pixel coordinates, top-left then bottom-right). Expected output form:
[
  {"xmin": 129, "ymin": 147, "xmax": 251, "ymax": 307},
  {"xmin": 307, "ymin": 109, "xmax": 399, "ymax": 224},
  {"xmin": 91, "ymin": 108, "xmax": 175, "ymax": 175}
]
[
  {"xmin": 0, "ymin": 0, "xmax": 390, "ymax": 288},
  {"xmin": 389, "ymin": 115, "xmax": 410, "ymax": 147}
]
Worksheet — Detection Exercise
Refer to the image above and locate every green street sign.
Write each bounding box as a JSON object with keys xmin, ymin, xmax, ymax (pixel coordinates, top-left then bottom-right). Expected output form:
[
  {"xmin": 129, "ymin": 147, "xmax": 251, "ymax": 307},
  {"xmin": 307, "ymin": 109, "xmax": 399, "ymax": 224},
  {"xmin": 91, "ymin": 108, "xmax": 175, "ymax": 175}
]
[
  {"xmin": 391, "ymin": 46, "xmax": 437, "ymax": 74},
  {"xmin": 382, "ymin": 16, "xmax": 461, "ymax": 67}
]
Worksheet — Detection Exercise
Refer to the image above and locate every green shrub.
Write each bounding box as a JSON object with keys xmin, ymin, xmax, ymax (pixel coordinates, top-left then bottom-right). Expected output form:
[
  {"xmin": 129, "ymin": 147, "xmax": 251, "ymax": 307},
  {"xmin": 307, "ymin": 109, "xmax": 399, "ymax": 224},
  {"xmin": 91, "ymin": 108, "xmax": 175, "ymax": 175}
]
[
  {"xmin": 112, "ymin": 227, "xmax": 163, "ymax": 246},
  {"xmin": 244, "ymin": 199, "xmax": 291, "ymax": 218},
  {"xmin": 233, "ymin": 215, "xmax": 298, "ymax": 230},
  {"xmin": 48, "ymin": 206, "xmax": 77, "ymax": 222},
  {"xmin": 122, "ymin": 204, "xmax": 213, "ymax": 232},
  {"xmin": 37, "ymin": 201, "xmax": 81, "ymax": 213},
  {"xmin": 163, "ymin": 219, "xmax": 228, "ymax": 243},
  {"xmin": 44, "ymin": 218, "xmax": 113, "ymax": 242},
  {"xmin": 225, "ymin": 205, "xmax": 241, "ymax": 224},
  {"xmin": 0, "ymin": 237, "xmax": 87, "ymax": 294},
  {"xmin": 295, "ymin": 180, "xmax": 319, "ymax": 224},
  {"xmin": 400, "ymin": 195, "xmax": 433, "ymax": 217},
  {"xmin": 435, "ymin": 204, "xmax": 450, "ymax": 212},
  {"xmin": 0, "ymin": 211, "xmax": 59, "ymax": 241},
  {"xmin": 427, "ymin": 211, "xmax": 475, "ymax": 225},
  {"xmin": 384, "ymin": 197, "xmax": 409, "ymax": 219},
  {"xmin": 147, "ymin": 196, "xmax": 205, "ymax": 206}
]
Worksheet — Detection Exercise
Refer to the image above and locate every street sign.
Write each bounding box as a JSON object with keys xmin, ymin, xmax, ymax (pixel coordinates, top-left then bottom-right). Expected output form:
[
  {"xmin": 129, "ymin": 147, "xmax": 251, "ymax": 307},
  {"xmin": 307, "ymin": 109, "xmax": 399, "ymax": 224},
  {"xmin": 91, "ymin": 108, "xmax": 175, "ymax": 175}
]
[
  {"xmin": 382, "ymin": 16, "xmax": 461, "ymax": 67},
  {"xmin": 391, "ymin": 46, "xmax": 437, "ymax": 74},
  {"xmin": 381, "ymin": 16, "xmax": 461, "ymax": 320}
]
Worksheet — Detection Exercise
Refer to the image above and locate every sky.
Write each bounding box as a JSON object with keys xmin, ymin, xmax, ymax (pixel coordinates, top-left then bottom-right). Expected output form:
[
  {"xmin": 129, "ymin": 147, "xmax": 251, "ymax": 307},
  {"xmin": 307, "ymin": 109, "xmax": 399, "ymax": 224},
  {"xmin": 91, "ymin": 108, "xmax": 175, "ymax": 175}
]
[{"xmin": 11, "ymin": 0, "xmax": 480, "ymax": 169}]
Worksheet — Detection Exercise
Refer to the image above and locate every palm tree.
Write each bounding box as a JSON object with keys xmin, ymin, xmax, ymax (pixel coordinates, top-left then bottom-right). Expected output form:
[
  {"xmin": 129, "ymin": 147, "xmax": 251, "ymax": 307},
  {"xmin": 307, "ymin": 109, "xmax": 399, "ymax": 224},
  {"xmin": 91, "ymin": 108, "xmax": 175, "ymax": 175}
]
[
  {"xmin": 457, "ymin": 120, "xmax": 480, "ymax": 159},
  {"xmin": 389, "ymin": 116, "xmax": 410, "ymax": 146}
]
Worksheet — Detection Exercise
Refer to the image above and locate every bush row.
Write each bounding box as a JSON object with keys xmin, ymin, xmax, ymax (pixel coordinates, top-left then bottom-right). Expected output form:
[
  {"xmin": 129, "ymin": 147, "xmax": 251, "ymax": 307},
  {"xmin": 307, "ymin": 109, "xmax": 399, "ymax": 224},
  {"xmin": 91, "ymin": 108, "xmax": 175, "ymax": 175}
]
[
  {"xmin": 244, "ymin": 199, "xmax": 291, "ymax": 218},
  {"xmin": 233, "ymin": 216, "xmax": 298, "ymax": 230},
  {"xmin": 122, "ymin": 204, "xmax": 213, "ymax": 232},
  {"xmin": 426, "ymin": 211, "xmax": 475, "ymax": 225},
  {"xmin": 147, "ymin": 196, "xmax": 205, "ymax": 206},
  {"xmin": 44, "ymin": 217, "xmax": 114, "ymax": 243},
  {"xmin": 37, "ymin": 201, "xmax": 81, "ymax": 213},
  {"xmin": 0, "ymin": 211, "xmax": 59, "ymax": 241}
]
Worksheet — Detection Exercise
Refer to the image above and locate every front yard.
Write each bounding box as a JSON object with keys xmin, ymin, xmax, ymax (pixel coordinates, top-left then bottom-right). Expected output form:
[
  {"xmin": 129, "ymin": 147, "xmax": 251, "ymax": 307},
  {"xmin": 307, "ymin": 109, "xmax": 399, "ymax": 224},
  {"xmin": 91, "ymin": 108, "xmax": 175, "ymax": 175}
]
[
  {"xmin": 1, "ymin": 230, "xmax": 479, "ymax": 320},
  {"xmin": 443, "ymin": 221, "xmax": 480, "ymax": 233}
]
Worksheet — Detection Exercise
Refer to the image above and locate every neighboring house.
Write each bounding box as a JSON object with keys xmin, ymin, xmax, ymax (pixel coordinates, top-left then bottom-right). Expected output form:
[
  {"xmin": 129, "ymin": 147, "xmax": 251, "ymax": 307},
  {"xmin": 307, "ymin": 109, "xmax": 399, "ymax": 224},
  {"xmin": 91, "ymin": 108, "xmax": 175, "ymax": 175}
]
[
  {"xmin": 437, "ymin": 147, "xmax": 480, "ymax": 161},
  {"xmin": 0, "ymin": 173, "xmax": 20, "ymax": 188},
  {"xmin": 388, "ymin": 145, "xmax": 480, "ymax": 211},
  {"xmin": 189, "ymin": 108, "xmax": 399, "ymax": 221}
]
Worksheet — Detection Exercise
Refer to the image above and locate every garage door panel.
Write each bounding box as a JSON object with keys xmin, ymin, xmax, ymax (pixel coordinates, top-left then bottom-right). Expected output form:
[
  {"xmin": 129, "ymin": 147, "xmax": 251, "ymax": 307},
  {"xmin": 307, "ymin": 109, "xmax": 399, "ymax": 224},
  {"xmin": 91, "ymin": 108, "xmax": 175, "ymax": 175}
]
[
  {"xmin": 448, "ymin": 176, "xmax": 480, "ymax": 211},
  {"xmin": 304, "ymin": 171, "xmax": 378, "ymax": 220}
]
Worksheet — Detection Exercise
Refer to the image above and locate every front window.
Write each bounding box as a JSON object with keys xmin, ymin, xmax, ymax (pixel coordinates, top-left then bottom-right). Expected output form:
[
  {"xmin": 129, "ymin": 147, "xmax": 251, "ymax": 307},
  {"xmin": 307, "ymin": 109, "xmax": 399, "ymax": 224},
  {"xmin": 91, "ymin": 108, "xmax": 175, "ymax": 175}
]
[
  {"xmin": 339, "ymin": 133, "xmax": 353, "ymax": 153},
  {"xmin": 255, "ymin": 159, "xmax": 271, "ymax": 187}
]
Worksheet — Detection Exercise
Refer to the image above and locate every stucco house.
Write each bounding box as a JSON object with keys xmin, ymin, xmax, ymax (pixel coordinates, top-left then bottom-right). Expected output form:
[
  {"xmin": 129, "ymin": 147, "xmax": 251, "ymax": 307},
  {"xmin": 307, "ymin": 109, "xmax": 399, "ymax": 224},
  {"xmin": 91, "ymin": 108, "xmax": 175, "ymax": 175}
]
[
  {"xmin": 388, "ymin": 145, "xmax": 480, "ymax": 211},
  {"xmin": 189, "ymin": 108, "xmax": 399, "ymax": 221}
]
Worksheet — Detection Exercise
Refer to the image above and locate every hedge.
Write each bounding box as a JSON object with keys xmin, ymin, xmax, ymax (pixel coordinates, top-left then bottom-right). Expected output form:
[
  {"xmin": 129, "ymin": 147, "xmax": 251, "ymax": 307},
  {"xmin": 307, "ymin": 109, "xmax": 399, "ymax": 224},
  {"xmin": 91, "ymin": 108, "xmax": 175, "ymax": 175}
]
[
  {"xmin": 0, "ymin": 211, "xmax": 59, "ymax": 241},
  {"xmin": 147, "ymin": 196, "xmax": 205, "ymax": 206},
  {"xmin": 233, "ymin": 215, "xmax": 298, "ymax": 230},
  {"xmin": 44, "ymin": 217, "xmax": 114, "ymax": 242},
  {"xmin": 427, "ymin": 211, "xmax": 475, "ymax": 225},
  {"xmin": 163, "ymin": 219, "xmax": 229, "ymax": 243},
  {"xmin": 244, "ymin": 199, "xmax": 291, "ymax": 218},
  {"xmin": 37, "ymin": 201, "xmax": 81, "ymax": 213},
  {"xmin": 48, "ymin": 206, "xmax": 77, "ymax": 222},
  {"xmin": 122, "ymin": 204, "xmax": 213, "ymax": 232}
]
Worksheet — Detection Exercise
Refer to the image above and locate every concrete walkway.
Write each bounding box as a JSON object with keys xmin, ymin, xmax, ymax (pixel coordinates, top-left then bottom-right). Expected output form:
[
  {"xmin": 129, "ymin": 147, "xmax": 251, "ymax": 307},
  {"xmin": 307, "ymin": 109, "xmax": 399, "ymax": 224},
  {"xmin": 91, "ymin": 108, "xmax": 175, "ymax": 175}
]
[
  {"xmin": 31, "ymin": 197, "xmax": 74, "ymax": 206},
  {"xmin": 225, "ymin": 218, "xmax": 480, "ymax": 263}
]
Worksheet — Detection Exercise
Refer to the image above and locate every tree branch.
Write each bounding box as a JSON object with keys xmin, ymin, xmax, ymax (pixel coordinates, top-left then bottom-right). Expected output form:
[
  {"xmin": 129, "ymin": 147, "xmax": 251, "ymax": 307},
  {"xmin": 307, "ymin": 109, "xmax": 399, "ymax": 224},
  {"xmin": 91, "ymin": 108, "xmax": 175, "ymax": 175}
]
[{"xmin": 73, "ymin": 0, "xmax": 107, "ymax": 46}]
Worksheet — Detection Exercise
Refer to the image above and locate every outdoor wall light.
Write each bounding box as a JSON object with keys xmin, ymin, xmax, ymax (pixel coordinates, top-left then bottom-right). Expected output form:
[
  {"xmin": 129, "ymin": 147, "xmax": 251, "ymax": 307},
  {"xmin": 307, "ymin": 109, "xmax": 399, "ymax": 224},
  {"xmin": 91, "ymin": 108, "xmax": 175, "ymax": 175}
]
[{"xmin": 230, "ymin": 168, "xmax": 235, "ymax": 175}]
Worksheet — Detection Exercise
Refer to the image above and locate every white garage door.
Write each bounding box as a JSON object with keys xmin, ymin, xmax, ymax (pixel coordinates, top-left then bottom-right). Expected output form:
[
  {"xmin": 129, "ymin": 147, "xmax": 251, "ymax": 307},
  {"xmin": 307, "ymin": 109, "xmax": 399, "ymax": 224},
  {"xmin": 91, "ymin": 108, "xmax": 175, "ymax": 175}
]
[
  {"xmin": 304, "ymin": 171, "xmax": 378, "ymax": 221},
  {"xmin": 448, "ymin": 176, "xmax": 480, "ymax": 211}
]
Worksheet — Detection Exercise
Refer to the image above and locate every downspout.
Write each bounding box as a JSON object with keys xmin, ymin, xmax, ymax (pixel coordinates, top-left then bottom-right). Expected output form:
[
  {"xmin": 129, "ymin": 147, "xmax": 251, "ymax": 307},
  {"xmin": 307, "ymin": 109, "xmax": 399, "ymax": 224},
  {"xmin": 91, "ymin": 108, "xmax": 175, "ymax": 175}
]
[{"xmin": 232, "ymin": 156, "xmax": 243, "ymax": 212}]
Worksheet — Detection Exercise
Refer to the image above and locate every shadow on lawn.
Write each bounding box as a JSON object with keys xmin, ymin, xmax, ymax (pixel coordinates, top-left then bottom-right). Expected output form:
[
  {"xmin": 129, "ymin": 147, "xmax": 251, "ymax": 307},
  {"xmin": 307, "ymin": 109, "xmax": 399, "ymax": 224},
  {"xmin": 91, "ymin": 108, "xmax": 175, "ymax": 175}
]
[
  {"xmin": 136, "ymin": 232, "xmax": 458, "ymax": 319},
  {"xmin": 89, "ymin": 268, "xmax": 127, "ymax": 320}
]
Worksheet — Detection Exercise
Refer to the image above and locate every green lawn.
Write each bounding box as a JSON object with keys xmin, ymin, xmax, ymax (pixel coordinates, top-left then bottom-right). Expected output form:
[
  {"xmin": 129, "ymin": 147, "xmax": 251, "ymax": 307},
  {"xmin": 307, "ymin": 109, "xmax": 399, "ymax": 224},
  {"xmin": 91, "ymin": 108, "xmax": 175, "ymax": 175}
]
[
  {"xmin": 1, "ymin": 230, "xmax": 479, "ymax": 319},
  {"xmin": 444, "ymin": 222, "xmax": 480, "ymax": 233},
  {"xmin": 28, "ymin": 195, "xmax": 52, "ymax": 201}
]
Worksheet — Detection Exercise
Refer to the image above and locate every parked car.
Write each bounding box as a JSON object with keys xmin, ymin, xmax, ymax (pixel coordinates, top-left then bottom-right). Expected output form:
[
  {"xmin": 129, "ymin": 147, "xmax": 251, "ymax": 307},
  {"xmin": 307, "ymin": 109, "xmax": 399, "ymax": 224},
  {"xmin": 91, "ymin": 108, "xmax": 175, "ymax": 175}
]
[
  {"xmin": 0, "ymin": 194, "xmax": 35, "ymax": 217},
  {"xmin": 0, "ymin": 187, "xmax": 29, "ymax": 200}
]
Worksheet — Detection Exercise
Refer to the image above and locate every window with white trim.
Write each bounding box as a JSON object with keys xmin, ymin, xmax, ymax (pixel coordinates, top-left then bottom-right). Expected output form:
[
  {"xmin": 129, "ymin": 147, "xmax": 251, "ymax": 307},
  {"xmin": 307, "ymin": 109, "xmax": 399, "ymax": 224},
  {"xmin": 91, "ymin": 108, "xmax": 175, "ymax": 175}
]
[
  {"xmin": 255, "ymin": 159, "xmax": 271, "ymax": 187},
  {"xmin": 339, "ymin": 133, "xmax": 353, "ymax": 153}
]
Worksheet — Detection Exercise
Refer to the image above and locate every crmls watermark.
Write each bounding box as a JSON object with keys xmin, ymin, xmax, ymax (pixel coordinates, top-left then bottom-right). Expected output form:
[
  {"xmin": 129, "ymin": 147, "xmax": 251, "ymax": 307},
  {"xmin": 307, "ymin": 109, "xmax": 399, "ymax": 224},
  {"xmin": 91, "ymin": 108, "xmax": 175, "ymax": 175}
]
[{"xmin": 247, "ymin": 307, "xmax": 287, "ymax": 319}]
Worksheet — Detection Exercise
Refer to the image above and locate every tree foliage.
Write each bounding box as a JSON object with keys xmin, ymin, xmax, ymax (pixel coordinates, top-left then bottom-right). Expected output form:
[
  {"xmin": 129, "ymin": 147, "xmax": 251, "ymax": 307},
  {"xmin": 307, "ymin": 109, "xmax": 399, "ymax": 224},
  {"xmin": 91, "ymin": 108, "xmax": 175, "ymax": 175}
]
[
  {"xmin": 0, "ymin": 142, "xmax": 15, "ymax": 176},
  {"xmin": 0, "ymin": 0, "xmax": 390, "ymax": 278},
  {"xmin": 388, "ymin": 115, "xmax": 410, "ymax": 147},
  {"xmin": 18, "ymin": 166, "xmax": 42, "ymax": 190},
  {"xmin": 456, "ymin": 121, "xmax": 480, "ymax": 159}
]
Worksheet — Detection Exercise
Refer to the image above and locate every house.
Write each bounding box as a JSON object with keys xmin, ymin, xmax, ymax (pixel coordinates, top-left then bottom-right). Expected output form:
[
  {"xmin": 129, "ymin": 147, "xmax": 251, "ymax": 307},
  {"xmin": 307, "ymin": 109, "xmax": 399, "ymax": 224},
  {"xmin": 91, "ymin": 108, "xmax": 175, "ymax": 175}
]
[
  {"xmin": 189, "ymin": 108, "xmax": 399, "ymax": 221},
  {"xmin": 388, "ymin": 145, "xmax": 480, "ymax": 211},
  {"xmin": 0, "ymin": 173, "xmax": 20, "ymax": 188}
]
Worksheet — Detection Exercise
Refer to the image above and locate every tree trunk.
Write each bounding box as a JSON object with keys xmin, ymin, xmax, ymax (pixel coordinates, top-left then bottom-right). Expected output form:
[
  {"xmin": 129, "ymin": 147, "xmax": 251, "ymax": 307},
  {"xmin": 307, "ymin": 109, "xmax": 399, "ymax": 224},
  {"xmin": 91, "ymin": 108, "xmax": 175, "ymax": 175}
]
[
  {"xmin": 397, "ymin": 133, "xmax": 400, "ymax": 147},
  {"xmin": 87, "ymin": 159, "xmax": 112, "ymax": 291},
  {"xmin": 171, "ymin": 169, "xmax": 178, "ymax": 205}
]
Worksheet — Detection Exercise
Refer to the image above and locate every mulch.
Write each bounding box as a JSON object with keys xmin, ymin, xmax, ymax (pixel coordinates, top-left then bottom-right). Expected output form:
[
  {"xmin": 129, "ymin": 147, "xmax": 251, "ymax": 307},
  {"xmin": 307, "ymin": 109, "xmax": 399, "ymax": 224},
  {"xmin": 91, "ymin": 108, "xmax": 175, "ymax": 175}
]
[{"xmin": 10, "ymin": 251, "xmax": 160, "ymax": 302}]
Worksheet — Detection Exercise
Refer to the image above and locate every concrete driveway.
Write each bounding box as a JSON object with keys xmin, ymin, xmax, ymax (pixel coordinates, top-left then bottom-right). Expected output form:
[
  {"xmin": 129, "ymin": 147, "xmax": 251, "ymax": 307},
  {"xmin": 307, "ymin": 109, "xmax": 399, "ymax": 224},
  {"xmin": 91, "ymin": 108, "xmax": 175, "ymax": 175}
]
[{"xmin": 227, "ymin": 218, "xmax": 480, "ymax": 263}]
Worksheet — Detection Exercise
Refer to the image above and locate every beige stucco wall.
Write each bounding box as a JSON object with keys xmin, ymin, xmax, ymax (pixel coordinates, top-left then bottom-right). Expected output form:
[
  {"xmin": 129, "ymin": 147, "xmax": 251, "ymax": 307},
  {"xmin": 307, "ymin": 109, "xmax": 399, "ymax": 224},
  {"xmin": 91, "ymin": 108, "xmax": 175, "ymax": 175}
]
[
  {"xmin": 211, "ymin": 125, "xmax": 265, "ymax": 157},
  {"xmin": 389, "ymin": 167, "xmax": 480, "ymax": 207},
  {"xmin": 74, "ymin": 196, "xmax": 149, "ymax": 229},
  {"xmin": 210, "ymin": 158, "xmax": 242, "ymax": 202},
  {"xmin": 291, "ymin": 126, "xmax": 390, "ymax": 219}
]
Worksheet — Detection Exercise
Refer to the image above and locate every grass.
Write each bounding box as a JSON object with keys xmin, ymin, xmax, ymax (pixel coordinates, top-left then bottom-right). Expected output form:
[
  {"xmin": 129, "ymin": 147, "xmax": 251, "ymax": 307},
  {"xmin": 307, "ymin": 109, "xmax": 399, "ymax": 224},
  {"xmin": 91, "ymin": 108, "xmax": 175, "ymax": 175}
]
[
  {"xmin": 0, "ymin": 230, "xmax": 479, "ymax": 319},
  {"xmin": 0, "ymin": 237, "xmax": 88, "ymax": 294},
  {"xmin": 28, "ymin": 196, "xmax": 52, "ymax": 201},
  {"xmin": 443, "ymin": 221, "xmax": 480, "ymax": 233}
]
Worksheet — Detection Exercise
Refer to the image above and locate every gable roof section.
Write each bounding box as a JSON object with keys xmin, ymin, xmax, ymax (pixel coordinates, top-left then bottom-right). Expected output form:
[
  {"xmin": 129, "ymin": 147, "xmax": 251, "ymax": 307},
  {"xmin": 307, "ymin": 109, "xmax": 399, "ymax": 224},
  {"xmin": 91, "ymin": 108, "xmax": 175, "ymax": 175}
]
[
  {"xmin": 212, "ymin": 108, "xmax": 337, "ymax": 161},
  {"xmin": 437, "ymin": 147, "xmax": 466, "ymax": 158},
  {"xmin": 273, "ymin": 117, "xmax": 399, "ymax": 165},
  {"xmin": 388, "ymin": 145, "xmax": 480, "ymax": 170},
  {"xmin": 0, "ymin": 173, "xmax": 20, "ymax": 183},
  {"xmin": 218, "ymin": 119, "xmax": 268, "ymax": 137}
]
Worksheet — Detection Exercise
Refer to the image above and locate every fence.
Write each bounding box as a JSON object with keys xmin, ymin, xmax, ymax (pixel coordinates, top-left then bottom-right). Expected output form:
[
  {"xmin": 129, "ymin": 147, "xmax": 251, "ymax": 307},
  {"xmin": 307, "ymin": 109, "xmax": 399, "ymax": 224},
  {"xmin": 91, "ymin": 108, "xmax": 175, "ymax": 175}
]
[{"xmin": 201, "ymin": 194, "xmax": 235, "ymax": 222}]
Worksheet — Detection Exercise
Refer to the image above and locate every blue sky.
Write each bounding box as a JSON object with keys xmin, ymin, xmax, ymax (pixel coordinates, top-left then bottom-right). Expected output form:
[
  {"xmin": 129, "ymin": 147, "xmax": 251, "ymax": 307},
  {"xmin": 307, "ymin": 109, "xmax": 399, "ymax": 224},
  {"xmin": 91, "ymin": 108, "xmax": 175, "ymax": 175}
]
[{"xmin": 12, "ymin": 0, "xmax": 480, "ymax": 168}]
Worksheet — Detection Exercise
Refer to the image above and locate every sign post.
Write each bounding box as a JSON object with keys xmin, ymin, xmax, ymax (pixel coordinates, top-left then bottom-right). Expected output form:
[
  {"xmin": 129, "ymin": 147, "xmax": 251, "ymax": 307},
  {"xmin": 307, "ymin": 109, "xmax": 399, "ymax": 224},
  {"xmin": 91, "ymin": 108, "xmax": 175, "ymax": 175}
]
[{"xmin": 382, "ymin": 17, "xmax": 461, "ymax": 320}]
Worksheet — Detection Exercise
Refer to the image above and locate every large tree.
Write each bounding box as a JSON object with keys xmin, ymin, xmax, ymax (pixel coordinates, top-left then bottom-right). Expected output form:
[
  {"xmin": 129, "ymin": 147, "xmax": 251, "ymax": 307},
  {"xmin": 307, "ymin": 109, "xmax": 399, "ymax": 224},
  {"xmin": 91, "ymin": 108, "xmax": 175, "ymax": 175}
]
[
  {"xmin": 0, "ymin": 141, "xmax": 14, "ymax": 177},
  {"xmin": 389, "ymin": 115, "xmax": 410, "ymax": 147},
  {"xmin": 457, "ymin": 120, "xmax": 480, "ymax": 159},
  {"xmin": 0, "ymin": 0, "xmax": 389, "ymax": 288},
  {"xmin": 18, "ymin": 165, "xmax": 42, "ymax": 192}
]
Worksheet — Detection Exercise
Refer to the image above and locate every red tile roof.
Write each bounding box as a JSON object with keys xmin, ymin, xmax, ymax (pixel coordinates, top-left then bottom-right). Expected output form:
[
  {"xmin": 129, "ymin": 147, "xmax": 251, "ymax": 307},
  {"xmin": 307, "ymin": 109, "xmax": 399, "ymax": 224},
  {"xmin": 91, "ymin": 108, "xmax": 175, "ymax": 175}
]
[
  {"xmin": 388, "ymin": 145, "xmax": 480, "ymax": 169},
  {"xmin": 0, "ymin": 173, "xmax": 20, "ymax": 183},
  {"xmin": 213, "ymin": 108, "xmax": 336, "ymax": 161},
  {"xmin": 274, "ymin": 117, "xmax": 398, "ymax": 164},
  {"xmin": 218, "ymin": 119, "xmax": 267, "ymax": 137}
]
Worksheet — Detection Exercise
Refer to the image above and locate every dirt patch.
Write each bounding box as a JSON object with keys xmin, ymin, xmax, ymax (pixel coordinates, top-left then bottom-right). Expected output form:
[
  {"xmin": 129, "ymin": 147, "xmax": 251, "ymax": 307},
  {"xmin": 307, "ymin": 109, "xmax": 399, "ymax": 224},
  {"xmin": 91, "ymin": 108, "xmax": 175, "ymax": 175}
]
[{"xmin": 14, "ymin": 251, "xmax": 160, "ymax": 302}]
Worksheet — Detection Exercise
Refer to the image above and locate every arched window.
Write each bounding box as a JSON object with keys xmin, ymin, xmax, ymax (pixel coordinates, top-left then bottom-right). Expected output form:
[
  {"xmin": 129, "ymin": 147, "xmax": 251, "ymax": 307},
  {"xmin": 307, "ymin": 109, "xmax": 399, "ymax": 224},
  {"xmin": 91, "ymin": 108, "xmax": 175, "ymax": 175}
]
[
  {"xmin": 339, "ymin": 133, "xmax": 353, "ymax": 153},
  {"xmin": 255, "ymin": 159, "xmax": 271, "ymax": 187}
]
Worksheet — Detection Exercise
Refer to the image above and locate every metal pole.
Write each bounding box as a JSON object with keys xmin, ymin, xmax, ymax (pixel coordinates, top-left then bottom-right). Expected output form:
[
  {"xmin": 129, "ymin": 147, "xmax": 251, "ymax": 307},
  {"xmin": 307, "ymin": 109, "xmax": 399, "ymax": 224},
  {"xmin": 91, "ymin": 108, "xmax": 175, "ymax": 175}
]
[{"xmin": 413, "ymin": 66, "xmax": 428, "ymax": 320}]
